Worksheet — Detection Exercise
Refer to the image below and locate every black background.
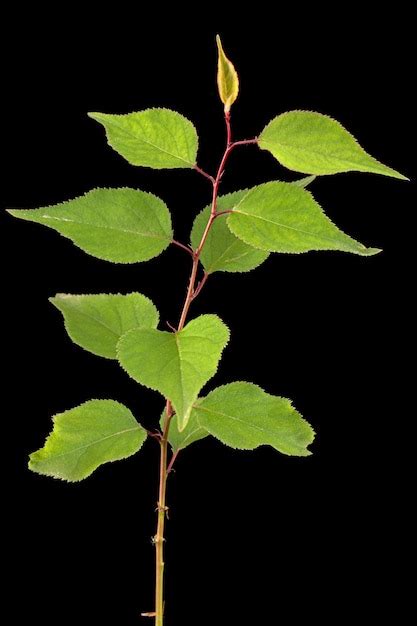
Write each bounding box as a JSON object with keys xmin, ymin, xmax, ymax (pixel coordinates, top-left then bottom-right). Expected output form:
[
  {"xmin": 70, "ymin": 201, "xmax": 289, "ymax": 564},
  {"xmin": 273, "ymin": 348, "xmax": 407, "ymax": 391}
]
[{"xmin": 2, "ymin": 6, "xmax": 414, "ymax": 625}]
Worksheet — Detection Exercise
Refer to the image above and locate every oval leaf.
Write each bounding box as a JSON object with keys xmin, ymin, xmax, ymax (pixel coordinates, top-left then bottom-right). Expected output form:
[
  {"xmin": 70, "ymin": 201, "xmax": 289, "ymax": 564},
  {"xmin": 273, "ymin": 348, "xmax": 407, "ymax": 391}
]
[
  {"xmin": 191, "ymin": 190, "xmax": 269, "ymax": 273},
  {"xmin": 193, "ymin": 382, "xmax": 315, "ymax": 456},
  {"xmin": 227, "ymin": 182, "xmax": 381, "ymax": 255},
  {"xmin": 50, "ymin": 292, "xmax": 159, "ymax": 359},
  {"xmin": 259, "ymin": 110, "xmax": 407, "ymax": 179},
  {"xmin": 117, "ymin": 314, "xmax": 230, "ymax": 431},
  {"xmin": 89, "ymin": 108, "xmax": 198, "ymax": 169},
  {"xmin": 7, "ymin": 188, "xmax": 173, "ymax": 263},
  {"xmin": 29, "ymin": 400, "xmax": 147, "ymax": 481},
  {"xmin": 216, "ymin": 35, "xmax": 239, "ymax": 112}
]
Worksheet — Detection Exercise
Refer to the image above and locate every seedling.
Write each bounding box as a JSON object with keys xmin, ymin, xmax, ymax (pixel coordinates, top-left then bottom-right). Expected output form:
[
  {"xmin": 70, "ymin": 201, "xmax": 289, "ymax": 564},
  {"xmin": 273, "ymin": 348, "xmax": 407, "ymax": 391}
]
[{"xmin": 9, "ymin": 36, "xmax": 406, "ymax": 625}]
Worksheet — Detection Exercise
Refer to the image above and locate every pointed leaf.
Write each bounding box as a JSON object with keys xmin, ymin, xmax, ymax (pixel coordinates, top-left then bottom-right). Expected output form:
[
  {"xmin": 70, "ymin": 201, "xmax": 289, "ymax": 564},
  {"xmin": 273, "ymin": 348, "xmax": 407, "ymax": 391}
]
[
  {"xmin": 193, "ymin": 382, "xmax": 315, "ymax": 456},
  {"xmin": 89, "ymin": 109, "xmax": 198, "ymax": 169},
  {"xmin": 191, "ymin": 190, "xmax": 269, "ymax": 273},
  {"xmin": 29, "ymin": 400, "xmax": 147, "ymax": 481},
  {"xmin": 227, "ymin": 182, "xmax": 380, "ymax": 255},
  {"xmin": 293, "ymin": 175, "xmax": 316, "ymax": 187},
  {"xmin": 117, "ymin": 314, "xmax": 230, "ymax": 430},
  {"xmin": 7, "ymin": 188, "xmax": 173, "ymax": 263},
  {"xmin": 259, "ymin": 110, "xmax": 407, "ymax": 179},
  {"xmin": 216, "ymin": 35, "xmax": 239, "ymax": 112},
  {"xmin": 161, "ymin": 411, "xmax": 209, "ymax": 452},
  {"xmin": 50, "ymin": 292, "xmax": 159, "ymax": 359}
]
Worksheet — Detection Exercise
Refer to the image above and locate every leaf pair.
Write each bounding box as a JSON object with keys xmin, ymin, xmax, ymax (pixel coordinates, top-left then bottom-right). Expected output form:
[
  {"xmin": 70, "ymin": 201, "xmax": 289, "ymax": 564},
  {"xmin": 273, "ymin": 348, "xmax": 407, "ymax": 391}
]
[
  {"xmin": 50, "ymin": 292, "xmax": 230, "ymax": 430},
  {"xmin": 30, "ymin": 381, "xmax": 315, "ymax": 482},
  {"xmin": 89, "ymin": 106, "xmax": 406, "ymax": 181}
]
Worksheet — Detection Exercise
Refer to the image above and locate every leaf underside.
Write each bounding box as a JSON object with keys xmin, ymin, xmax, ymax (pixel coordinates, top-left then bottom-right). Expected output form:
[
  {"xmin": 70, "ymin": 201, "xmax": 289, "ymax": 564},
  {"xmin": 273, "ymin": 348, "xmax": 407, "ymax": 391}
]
[
  {"xmin": 50, "ymin": 292, "xmax": 159, "ymax": 359},
  {"xmin": 117, "ymin": 314, "xmax": 230, "ymax": 431},
  {"xmin": 193, "ymin": 382, "xmax": 315, "ymax": 456},
  {"xmin": 89, "ymin": 108, "xmax": 198, "ymax": 169},
  {"xmin": 227, "ymin": 181, "xmax": 381, "ymax": 255},
  {"xmin": 7, "ymin": 188, "xmax": 173, "ymax": 263},
  {"xmin": 259, "ymin": 110, "xmax": 407, "ymax": 179},
  {"xmin": 29, "ymin": 400, "xmax": 147, "ymax": 481}
]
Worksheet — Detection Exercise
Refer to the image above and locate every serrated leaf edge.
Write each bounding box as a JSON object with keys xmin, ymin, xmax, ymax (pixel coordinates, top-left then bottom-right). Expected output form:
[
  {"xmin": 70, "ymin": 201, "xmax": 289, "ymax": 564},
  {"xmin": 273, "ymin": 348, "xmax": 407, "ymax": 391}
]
[
  {"xmin": 116, "ymin": 314, "xmax": 230, "ymax": 430},
  {"xmin": 88, "ymin": 108, "xmax": 199, "ymax": 169},
  {"xmin": 226, "ymin": 182, "xmax": 381, "ymax": 256},
  {"xmin": 7, "ymin": 187, "xmax": 173, "ymax": 264},
  {"xmin": 49, "ymin": 292, "xmax": 160, "ymax": 360},
  {"xmin": 192, "ymin": 380, "xmax": 315, "ymax": 455},
  {"xmin": 259, "ymin": 110, "xmax": 408, "ymax": 180},
  {"xmin": 28, "ymin": 399, "xmax": 147, "ymax": 483}
]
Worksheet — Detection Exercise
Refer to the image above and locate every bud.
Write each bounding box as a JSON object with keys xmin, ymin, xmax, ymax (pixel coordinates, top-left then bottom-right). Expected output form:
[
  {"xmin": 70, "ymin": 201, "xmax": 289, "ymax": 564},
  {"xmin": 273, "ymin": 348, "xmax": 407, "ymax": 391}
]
[{"xmin": 216, "ymin": 35, "xmax": 239, "ymax": 113}]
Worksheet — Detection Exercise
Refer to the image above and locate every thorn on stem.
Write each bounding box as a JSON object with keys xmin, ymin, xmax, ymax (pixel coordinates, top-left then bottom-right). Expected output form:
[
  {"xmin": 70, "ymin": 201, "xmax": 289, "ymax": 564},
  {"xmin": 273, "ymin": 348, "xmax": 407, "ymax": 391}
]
[
  {"xmin": 151, "ymin": 534, "xmax": 166, "ymax": 544},
  {"xmin": 155, "ymin": 503, "xmax": 169, "ymax": 518}
]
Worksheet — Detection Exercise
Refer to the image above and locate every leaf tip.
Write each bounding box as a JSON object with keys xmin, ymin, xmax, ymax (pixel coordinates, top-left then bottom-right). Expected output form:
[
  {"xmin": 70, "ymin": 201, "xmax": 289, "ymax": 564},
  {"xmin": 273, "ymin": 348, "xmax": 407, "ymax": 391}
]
[
  {"xmin": 87, "ymin": 112, "xmax": 103, "ymax": 123},
  {"xmin": 6, "ymin": 208, "xmax": 20, "ymax": 218},
  {"xmin": 364, "ymin": 247, "xmax": 383, "ymax": 256}
]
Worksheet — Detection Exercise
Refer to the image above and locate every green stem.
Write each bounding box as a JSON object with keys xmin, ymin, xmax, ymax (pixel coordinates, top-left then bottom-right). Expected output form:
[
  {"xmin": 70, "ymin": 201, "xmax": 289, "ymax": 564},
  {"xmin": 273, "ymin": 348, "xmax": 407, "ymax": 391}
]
[{"xmin": 152, "ymin": 113, "xmax": 257, "ymax": 625}]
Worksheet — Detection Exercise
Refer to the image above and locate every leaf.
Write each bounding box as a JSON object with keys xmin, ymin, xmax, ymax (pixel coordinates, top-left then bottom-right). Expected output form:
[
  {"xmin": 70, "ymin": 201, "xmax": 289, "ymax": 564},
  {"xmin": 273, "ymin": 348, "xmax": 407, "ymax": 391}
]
[
  {"xmin": 29, "ymin": 400, "xmax": 147, "ymax": 481},
  {"xmin": 117, "ymin": 314, "xmax": 230, "ymax": 431},
  {"xmin": 192, "ymin": 382, "xmax": 315, "ymax": 456},
  {"xmin": 216, "ymin": 35, "xmax": 239, "ymax": 112},
  {"xmin": 88, "ymin": 109, "xmax": 198, "ymax": 169},
  {"xmin": 227, "ymin": 182, "xmax": 381, "ymax": 255},
  {"xmin": 7, "ymin": 188, "xmax": 173, "ymax": 263},
  {"xmin": 50, "ymin": 293, "xmax": 159, "ymax": 359},
  {"xmin": 191, "ymin": 190, "xmax": 270, "ymax": 273},
  {"xmin": 259, "ymin": 110, "xmax": 407, "ymax": 179},
  {"xmin": 191, "ymin": 177, "xmax": 316, "ymax": 273},
  {"xmin": 161, "ymin": 410, "xmax": 209, "ymax": 452}
]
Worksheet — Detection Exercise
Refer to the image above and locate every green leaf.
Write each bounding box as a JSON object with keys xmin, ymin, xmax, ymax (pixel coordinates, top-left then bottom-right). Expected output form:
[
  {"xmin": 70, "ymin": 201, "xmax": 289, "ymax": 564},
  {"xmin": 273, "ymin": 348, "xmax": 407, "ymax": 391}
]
[
  {"xmin": 259, "ymin": 111, "xmax": 407, "ymax": 179},
  {"xmin": 88, "ymin": 109, "xmax": 198, "ymax": 169},
  {"xmin": 117, "ymin": 314, "xmax": 230, "ymax": 431},
  {"xmin": 7, "ymin": 188, "xmax": 173, "ymax": 263},
  {"xmin": 50, "ymin": 292, "xmax": 159, "ymax": 359},
  {"xmin": 190, "ymin": 176, "xmax": 316, "ymax": 273},
  {"xmin": 216, "ymin": 35, "xmax": 239, "ymax": 112},
  {"xmin": 191, "ymin": 190, "xmax": 270, "ymax": 273},
  {"xmin": 29, "ymin": 400, "xmax": 147, "ymax": 481},
  {"xmin": 161, "ymin": 410, "xmax": 209, "ymax": 452},
  {"xmin": 192, "ymin": 382, "xmax": 314, "ymax": 456},
  {"xmin": 227, "ymin": 182, "xmax": 381, "ymax": 255}
]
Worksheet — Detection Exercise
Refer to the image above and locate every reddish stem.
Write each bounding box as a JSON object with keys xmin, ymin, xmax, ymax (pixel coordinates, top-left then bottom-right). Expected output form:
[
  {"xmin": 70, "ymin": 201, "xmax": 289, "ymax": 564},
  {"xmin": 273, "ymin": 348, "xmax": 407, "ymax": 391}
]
[
  {"xmin": 225, "ymin": 110, "xmax": 232, "ymax": 146},
  {"xmin": 167, "ymin": 450, "xmax": 180, "ymax": 475},
  {"xmin": 192, "ymin": 271, "xmax": 209, "ymax": 301},
  {"xmin": 213, "ymin": 209, "xmax": 233, "ymax": 219},
  {"xmin": 194, "ymin": 164, "xmax": 215, "ymax": 184},
  {"xmin": 153, "ymin": 113, "xmax": 257, "ymax": 626},
  {"xmin": 171, "ymin": 239, "xmax": 194, "ymax": 257}
]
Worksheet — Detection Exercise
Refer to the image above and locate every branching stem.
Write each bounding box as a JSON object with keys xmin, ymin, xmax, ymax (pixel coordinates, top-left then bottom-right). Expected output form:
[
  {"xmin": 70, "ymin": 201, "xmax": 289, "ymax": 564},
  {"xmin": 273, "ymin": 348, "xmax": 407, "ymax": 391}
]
[{"xmin": 152, "ymin": 114, "xmax": 258, "ymax": 626}]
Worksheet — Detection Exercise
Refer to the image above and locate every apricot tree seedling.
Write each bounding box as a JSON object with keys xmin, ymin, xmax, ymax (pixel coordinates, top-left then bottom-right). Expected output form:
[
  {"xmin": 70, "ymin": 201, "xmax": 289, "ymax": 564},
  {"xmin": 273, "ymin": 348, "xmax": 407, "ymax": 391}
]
[{"xmin": 9, "ymin": 36, "xmax": 407, "ymax": 625}]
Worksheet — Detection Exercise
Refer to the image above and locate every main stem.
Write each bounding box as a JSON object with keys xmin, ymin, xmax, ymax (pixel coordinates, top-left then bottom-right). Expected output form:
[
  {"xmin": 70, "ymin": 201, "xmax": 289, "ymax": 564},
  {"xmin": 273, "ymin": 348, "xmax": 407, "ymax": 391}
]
[{"xmin": 153, "ymin": 112, "xmax": 256, "ymax": 625}]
